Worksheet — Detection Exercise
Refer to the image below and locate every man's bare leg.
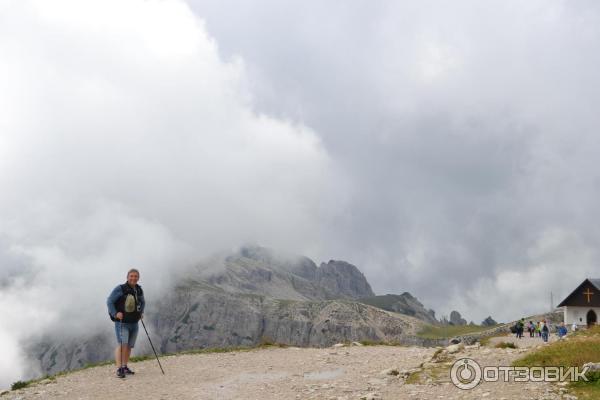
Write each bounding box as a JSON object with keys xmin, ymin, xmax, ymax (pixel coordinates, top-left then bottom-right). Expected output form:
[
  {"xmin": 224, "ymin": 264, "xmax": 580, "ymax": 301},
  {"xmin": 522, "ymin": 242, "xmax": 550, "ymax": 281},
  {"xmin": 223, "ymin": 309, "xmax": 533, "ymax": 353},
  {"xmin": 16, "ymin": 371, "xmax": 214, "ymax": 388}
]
[
  {"xmin": 115, "ymin": 345, "xmax": 131, "ymax": 367},
  {"xmin": 114, "ymin": 346, "xmax": 122, "ymax": 368},
  {"xmin": 124, "ymin": 346, "xmax": 132, "ymax": 365}
]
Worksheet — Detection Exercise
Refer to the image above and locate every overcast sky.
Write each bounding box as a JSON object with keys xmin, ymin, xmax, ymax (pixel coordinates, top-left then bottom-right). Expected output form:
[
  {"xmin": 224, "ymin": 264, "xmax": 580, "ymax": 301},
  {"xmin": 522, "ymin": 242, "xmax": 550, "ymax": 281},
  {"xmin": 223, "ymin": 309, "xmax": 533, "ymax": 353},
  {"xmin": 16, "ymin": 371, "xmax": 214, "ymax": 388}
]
[
  {"xmin": 2, "ymin": 0, "xmax": 600, "ymax": 387},
  {"xmin": 184, "ymin": 0, "xmax": 600, "ymax": 316}
]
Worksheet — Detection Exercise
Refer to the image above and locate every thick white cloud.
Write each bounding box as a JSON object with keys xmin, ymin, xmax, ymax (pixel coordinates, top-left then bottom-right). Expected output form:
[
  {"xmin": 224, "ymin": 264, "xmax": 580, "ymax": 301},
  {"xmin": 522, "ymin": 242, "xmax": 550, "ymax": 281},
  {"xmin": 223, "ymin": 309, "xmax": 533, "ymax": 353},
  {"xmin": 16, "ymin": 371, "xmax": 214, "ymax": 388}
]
[{"xmin": 0, "ymin": 0, "xmax": 338, "ymax": 387}]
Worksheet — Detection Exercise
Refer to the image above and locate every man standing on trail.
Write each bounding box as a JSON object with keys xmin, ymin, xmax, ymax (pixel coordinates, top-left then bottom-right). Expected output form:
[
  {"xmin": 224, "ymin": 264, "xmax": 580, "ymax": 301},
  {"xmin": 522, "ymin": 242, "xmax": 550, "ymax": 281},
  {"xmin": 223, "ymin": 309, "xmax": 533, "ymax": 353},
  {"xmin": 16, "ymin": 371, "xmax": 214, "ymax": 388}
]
[{"xmin": 107, "ymin": 268, "xmax": 145, "ymax": 378}]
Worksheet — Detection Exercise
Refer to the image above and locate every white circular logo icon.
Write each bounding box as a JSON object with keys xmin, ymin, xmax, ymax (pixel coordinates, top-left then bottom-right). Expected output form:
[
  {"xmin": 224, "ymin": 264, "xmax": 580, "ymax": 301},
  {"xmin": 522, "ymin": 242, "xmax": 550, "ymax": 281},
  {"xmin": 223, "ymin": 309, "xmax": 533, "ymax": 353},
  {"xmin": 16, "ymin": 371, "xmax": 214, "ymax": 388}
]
[{"xmin": 450, "ymin": 358, "xmax": 482, "ymax": 390}]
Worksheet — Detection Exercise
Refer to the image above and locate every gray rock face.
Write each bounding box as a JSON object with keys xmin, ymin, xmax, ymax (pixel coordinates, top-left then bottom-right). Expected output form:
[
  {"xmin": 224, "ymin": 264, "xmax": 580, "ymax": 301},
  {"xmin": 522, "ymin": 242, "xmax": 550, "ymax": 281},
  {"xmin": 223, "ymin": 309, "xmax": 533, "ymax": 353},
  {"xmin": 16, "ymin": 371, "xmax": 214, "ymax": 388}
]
[
  {"xmin": 27, "ymin": 334, "xmax": 113, "ymax": 378},
  {"xmin": 481, "ymin": 316, "xmax": 497, "ymax": 326},
  {"xmin": 583, "ymin": 362, "xmax": 600, "ymax": 372},
  {"xmin": 316, "ymin": 260, "xmax": 375, "ymax": 299},
  {"xmin": 449, "ymin": 311, "xmax": 467, "ymax": 326},
  {"xmin": 358, "ymin": 293, "xmax": 438, "ymax": 325},
  {"xmin": 153, "ymin": 288, "xmax": 420, "ymax": 355},
  {"xmin": 200, "ymin": 248, "xmax": 373, "ymax": 301}
]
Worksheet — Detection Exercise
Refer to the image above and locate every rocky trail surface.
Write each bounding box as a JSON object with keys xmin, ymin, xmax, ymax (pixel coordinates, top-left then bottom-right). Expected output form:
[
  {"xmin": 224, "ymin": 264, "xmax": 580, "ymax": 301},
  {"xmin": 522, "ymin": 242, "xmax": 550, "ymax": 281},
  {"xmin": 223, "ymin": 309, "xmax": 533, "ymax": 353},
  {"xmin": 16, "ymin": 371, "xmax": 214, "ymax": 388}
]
[{"xmin": 4, "ymin": 332, "xmax": 577, "ymax": 400}]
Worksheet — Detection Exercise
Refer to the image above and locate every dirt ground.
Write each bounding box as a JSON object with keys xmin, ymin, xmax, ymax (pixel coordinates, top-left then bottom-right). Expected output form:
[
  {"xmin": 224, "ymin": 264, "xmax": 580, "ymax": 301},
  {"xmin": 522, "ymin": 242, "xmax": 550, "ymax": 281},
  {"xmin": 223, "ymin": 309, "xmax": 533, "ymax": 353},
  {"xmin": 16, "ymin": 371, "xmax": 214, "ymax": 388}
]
[{"xmin": 3, "ymin": 333, "xmax": 574, "ymax": 400}]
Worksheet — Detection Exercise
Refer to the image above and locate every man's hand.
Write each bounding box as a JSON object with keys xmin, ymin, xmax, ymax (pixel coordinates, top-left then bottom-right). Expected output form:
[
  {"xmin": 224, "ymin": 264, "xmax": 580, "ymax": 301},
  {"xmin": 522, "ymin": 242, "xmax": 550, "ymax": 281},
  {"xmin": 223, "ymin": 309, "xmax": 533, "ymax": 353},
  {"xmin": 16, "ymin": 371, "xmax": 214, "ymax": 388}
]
[
  {"xmin": 116, "ymin": 312, "xmax": 124, "ymax": 320},
  {"xmin": 140, "ymin": 313, "xmax": 144, "ymax": 320}
]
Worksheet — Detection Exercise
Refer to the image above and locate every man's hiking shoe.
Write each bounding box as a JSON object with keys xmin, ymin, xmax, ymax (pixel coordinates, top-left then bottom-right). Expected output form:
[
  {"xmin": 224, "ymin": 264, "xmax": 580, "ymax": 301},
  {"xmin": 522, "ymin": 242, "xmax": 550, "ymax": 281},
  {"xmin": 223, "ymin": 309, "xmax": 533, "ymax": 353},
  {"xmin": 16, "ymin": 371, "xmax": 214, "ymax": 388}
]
[
  {"xmin": 116, "ymin": 367, "xmax": 126, "ymax": 379},
  {"xmin": 123, "ymin": 366, "xmax": 135, "ymax": 375}
]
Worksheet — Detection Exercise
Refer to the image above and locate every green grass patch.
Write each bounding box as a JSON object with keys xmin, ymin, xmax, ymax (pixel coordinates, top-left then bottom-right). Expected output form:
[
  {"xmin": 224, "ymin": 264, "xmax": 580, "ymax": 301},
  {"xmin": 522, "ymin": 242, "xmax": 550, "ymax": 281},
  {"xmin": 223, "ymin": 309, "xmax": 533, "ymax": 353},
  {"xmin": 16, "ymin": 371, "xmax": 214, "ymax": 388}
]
[
  {"xmin": 358, "ymin": 339, "xmax": 403, "ymax": 346},
  {"xmin": 404, "ymin": 364, "xmax": 450, "ymax": 385},
  {"xmin": 417, "ymin": 324, "xmax": 497, "ymax": 339},
  {"xmin": 129, "ymin": 354, "xmax": 156, "ymax": 363},
  {"xmin": 570, "ymin": 325, "xmax": 600, "ymax": 339},
  {"xmin": 404, "ymin": 369, "xmax": 424, "ymax": 384},
  {"xmin": 494, "ymin": 341, "xmax": 517, "ymax": 349},
  {"xmin": 513, "ymin": 337, "xmax": 600, "ymax": 368},
  {"xmin": 569, "ymin": 378, "xmax": 600, "ymax": 400},
  {"xmin": 359, "ymin": 295, "xmax": 407, "ymax": 311},
  {"xmin": 10, "ymin": 381, "xmax": 29, "ymax": 391},
  {"xmin": 9, "ymin": 374, "xmax": 57, "ymax": 392}
]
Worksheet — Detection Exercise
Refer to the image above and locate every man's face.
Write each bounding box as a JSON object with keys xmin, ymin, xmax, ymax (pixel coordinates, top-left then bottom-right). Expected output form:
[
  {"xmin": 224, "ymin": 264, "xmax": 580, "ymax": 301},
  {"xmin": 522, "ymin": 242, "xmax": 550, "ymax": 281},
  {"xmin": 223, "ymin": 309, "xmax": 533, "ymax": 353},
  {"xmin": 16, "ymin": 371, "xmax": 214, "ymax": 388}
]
[{"xmin": 127, "ymin": 272, "xmax": 139, "ymax": 286}]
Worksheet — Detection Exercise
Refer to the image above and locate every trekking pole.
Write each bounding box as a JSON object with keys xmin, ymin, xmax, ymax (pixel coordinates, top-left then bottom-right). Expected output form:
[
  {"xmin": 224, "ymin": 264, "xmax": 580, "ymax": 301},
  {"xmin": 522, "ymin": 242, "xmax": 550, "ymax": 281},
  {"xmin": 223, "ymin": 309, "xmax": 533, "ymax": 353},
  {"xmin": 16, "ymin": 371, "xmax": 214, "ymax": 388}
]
[
  {"xmin": 119, "ymin": 318, "xmax": 124, "ymax": 373},
  {"xmin": 140, "ymin": 318, "xmax": 165, "ymax": 375}
]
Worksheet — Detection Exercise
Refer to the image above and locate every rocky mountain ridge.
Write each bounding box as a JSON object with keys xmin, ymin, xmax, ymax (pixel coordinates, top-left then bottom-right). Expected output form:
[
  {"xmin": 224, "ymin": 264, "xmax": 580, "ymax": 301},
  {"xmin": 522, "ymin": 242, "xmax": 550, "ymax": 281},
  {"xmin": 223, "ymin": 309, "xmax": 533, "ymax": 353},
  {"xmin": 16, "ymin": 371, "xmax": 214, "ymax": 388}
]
[
  {"xmin": 201, "ymin": 246, "xmax": 375, "ymax": 301},
  {"xmin": 358, "ymin": 293, "xmax": 438, "ymax": 325}
]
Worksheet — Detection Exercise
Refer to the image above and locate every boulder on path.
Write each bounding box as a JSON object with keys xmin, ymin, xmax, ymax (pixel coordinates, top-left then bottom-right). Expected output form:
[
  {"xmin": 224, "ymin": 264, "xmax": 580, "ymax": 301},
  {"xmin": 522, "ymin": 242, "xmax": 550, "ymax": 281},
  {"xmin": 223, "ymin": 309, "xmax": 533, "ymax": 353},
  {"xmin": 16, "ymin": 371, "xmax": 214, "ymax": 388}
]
[{"xmin": 446, "ymin": 343, "xmax": 464, "ymax": 354}]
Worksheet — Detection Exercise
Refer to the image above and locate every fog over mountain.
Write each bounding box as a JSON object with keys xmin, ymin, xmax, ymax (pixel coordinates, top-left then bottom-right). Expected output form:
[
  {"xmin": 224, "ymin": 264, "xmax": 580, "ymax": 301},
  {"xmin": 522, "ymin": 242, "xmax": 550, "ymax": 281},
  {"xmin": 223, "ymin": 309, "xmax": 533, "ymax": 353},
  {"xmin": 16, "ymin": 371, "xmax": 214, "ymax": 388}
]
[
  {"xmin": 2, "ymin": 0, "xmax": 600, "ymax": 389},
  {"xmin": 185, "ymin": 0, "xmax": 600, "ymax": 318}
]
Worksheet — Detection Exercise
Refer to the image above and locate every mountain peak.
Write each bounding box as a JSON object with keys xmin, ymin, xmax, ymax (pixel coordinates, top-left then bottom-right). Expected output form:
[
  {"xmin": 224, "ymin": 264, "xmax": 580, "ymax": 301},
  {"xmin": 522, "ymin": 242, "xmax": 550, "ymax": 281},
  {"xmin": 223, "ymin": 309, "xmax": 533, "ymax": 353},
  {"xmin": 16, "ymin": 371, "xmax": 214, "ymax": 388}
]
[{"xmin": 317, "ymin": 260, "xmax": 375, "ymax": 299}]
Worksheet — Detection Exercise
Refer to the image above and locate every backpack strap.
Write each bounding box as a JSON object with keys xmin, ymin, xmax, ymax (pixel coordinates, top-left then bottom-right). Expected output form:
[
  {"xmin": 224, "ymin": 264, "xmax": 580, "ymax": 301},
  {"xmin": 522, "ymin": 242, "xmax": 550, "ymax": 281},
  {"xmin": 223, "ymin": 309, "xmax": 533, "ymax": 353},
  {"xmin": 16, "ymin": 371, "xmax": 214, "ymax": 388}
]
[{"xmin": 134, "ymin": 285, "xmax": 139, "ymax": 311}]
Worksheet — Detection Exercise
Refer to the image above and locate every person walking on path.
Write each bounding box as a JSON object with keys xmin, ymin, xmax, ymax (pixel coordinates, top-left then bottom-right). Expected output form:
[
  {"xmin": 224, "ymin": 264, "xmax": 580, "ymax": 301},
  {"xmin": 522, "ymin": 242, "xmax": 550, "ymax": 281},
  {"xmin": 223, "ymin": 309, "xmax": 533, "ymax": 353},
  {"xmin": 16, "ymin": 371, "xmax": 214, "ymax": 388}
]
[
  {"xmin": 557, "ymin": 322, "xmax": 568, "ymax": 339},
  {"xmin": 107, "ymin": 268, "xmax": 145, "ymax": 378},
  {"xmin": 541, "ymin": 320, "xmax": 550, "ymax": 343},
  {"xmin": 529, "ymin": 321, "xmax": 535, "ymax": 337},
  {"xmin": 516, "ymin": 318, "xmax": 525, "ymax": 338}
]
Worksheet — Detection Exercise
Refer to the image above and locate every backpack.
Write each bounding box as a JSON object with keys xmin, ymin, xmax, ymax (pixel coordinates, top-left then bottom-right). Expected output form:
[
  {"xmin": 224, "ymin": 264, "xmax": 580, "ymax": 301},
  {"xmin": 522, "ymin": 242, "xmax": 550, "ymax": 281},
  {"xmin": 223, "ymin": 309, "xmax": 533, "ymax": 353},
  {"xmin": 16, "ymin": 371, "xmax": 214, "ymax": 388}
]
[
  {"xmin": 518, "ymin": 320, "xmax": 524, "ymax": 328},
  {"xmin": 109, "ymin": 283, "xmax": 143, "ymax": 322},
  {"xmin": 542, "ymin": 324, "xmax": 549, "ymax": 333}
]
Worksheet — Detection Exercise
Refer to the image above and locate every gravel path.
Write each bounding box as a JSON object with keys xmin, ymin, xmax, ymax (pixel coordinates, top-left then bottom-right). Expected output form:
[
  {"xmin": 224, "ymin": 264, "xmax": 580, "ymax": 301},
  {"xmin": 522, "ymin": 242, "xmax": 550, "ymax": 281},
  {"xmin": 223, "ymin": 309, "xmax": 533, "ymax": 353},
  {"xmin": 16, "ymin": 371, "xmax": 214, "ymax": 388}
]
[{"xmin": 4, "ymin": 334, "xmax": 574, "ymax": 400}]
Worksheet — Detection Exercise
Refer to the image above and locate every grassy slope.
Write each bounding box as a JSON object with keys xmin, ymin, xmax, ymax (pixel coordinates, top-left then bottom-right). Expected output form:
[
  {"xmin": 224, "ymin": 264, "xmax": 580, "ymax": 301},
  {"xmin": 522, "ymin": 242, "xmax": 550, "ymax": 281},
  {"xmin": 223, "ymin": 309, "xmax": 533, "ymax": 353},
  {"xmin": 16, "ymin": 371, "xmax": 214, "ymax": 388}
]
[
  {"xmin": 416, "ymin": 324, "xmax": 498, "ymax": 339},
  {"xmin": 513, "ymin": 326, "xmax": 600, "ymax": 400},
  {"xmin": 359, "ymin": 295, "xmax": 404, "ymax": 310}
]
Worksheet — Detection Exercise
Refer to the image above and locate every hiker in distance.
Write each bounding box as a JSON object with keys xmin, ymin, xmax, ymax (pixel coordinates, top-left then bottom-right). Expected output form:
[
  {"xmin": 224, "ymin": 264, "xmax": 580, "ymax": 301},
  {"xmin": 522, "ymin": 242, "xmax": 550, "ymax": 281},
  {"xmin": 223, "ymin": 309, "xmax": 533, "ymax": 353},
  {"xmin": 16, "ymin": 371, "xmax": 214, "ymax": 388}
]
[{"xmin": 107, "ymin": 268, "xmax": 145, "ymax": 378}]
